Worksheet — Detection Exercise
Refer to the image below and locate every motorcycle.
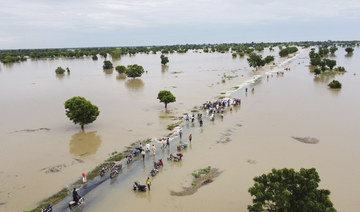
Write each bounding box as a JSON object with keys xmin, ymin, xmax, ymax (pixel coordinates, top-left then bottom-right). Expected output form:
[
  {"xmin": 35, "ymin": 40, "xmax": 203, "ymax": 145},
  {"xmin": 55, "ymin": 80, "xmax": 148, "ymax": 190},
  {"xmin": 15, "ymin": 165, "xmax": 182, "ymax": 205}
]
[
  {"xmin": 68, "ymin": 197, "xmax": 84, "ymax": 210},
  {"xmin": 167, "ymin": 153, "xmax": 183, "ymax": 162},
  {"xmin": 150, "ymin": 168, "xmax": 159, "ymax": 177},
  {"xmin": 41, "ymin": 203, "xmax": 52, "ymax": 212},
  {"xmin": 133, "ymin": 181, "xmax": 147, "ymax": 192},
  {"xmin": 110, "ymin": 162, "xmax": 122, "ymax": 179},
  {"xmin": 126, "ymin": 154, "xmax": 133, "ymax": 164},
  {"xmin": 153, "ymin": 159, "xmax": 163, "ymax": 169},
  {"xmin": 99, "ymin": 166, "xmax": 109, "ymax": 177},
  {"xmin": 177, "ymin": 143, "xmax": 187, "ymax": 151}
]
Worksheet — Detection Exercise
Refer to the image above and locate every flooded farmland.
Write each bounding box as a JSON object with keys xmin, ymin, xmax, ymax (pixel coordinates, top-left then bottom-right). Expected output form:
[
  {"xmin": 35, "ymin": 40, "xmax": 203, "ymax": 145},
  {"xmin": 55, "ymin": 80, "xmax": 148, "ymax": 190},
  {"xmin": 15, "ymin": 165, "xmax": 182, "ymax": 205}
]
[{"xmin": 1, "ymin": 47, "xmax": 360, "ymax": 211}]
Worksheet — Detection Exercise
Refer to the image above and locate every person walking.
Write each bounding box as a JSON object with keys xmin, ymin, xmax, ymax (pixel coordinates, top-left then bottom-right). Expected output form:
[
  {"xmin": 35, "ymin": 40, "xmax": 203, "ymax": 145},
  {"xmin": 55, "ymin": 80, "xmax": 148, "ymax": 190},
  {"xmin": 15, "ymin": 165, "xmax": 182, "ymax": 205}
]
[
  {"xmin": 166, "ymin": 138, "xmax": 170, "ymax": 148},
  {"xmin": 179, "ymin": 130, "xmax": 182, "ymax": 139},
  {"xmin": 151, "ymin": 144, "xmax": 156, "ymax": 156},
  {"xmin": 146, "ymin": 177, "xmax": 151, "ymax": 191},
  {"xmin": 141, "ymin": 149, "xmax": 145, "ymax": 161},
  {"xmin": 189, "ymin": 134, "xmax": 192, "ymax": 143}
]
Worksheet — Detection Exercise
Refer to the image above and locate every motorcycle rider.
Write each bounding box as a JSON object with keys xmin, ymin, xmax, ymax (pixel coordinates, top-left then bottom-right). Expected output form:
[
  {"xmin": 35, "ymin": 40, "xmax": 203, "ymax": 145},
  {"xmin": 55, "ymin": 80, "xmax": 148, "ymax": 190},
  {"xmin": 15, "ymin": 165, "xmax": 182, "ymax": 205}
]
[{"xmin": 73, "ymin": 188, "xmax": 81, "ymax": 204}]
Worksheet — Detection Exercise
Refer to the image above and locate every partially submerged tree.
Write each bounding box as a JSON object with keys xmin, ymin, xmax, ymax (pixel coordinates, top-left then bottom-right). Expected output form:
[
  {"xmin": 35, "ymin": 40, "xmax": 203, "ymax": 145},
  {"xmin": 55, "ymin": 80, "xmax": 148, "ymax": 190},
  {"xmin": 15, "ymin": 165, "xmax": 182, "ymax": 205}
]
[
  {"xmin": 248, "ymin": 168, "xmax": 336, "ymax": 212},
  {"xmin": 324, "ymin": 59, "xmax": 337, "ymax": 70},
  {"xmin": 160, "ymin": 54, "xmax": 169, "ymax": 65},
  {"xmin": 55, "ymin": 67, "xmax": 65, "ymax": 74},
  {"xmin": 345, "ymin": 47, "xmax": 354, "ymax": 54},
  {"xmin": 264, "ymin": 55, "xmax": 275, "ymax": 64},
  {"xmin": 247, "ymin": 53, "xmax": 265, "ymax": 70},
  {"xmin": 328, "ymin": 80, "xmax": 342, "ymax": 89},
  {"xmin": 103, "ymin": 60, "xmax": 113, "ymax": 69},
  {"xmin": 115, "ymin": 65, "xmax": 127, "ymax": 74},
  {"xmin": 64, "ymin": 96, "xmax": 100, "ymax": 130},
  {"xmin": 125, "ymin": 64, "xmax": 144, "ymax": 78},
  {"xmin": 157, "ymin": 90, "xmax": 176, "ymax": 109},
  {"xmin": 330, "ymin": 46, "xmax": 338, "ymax": 54}
]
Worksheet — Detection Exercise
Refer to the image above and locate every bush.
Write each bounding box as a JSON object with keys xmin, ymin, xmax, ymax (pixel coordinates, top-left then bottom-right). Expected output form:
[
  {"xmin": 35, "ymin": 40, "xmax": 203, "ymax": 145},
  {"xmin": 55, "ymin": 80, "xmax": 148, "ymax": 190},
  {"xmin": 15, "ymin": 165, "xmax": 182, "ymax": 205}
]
[
  {"xmin": 103, "ymin": 60, "xmax": 113, "ymax": 69},
  {"xmin": 115, "ymin": 65, "xmax": 127, "ymax": 74},
  {"xmin": 314, "ymin": 68, "xmax": 321, "ymax": 75},
  {"xmin": 55, "ymin": 67, "xmax": 65, "ymax": 74},
  {"xmin": 328, "ymin": 80, "xmax": 342, "ymax": 89},
  {"xmin": 334, "ymin": 66, "xmax": 346, "ymax": 72}
]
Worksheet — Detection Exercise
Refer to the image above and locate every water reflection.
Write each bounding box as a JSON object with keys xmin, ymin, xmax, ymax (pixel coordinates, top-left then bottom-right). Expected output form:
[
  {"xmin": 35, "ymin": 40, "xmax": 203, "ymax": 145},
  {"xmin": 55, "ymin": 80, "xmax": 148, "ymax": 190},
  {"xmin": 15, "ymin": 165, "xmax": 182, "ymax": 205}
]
[
  {"xmin": 103, "ymin": 69, "xmax": 113, "ymax": 75},
  {"xmin": 125, "ymin": 79, "xmax": 144, "ymax": 91},
  {"xmin": 329, "ymin": 88, "xmax": 341, "ymax": 96},
  {"xmin": 56, "ymin": 74, "xmax": 65, "ymax": 80},
  {"xmin": 313, "ymin": 75, "xmax": 334, "ymax": 84},
  {"xmin": 69, "ymin": 131, "xmax": 102, "ymax": 156},
  {"xmin": 161, "ymin": 65, "xmax": 169, "ymax": 74},
  {"xmin": 116, "ymin": 74, "xmax": 126, "ymax": 80}
]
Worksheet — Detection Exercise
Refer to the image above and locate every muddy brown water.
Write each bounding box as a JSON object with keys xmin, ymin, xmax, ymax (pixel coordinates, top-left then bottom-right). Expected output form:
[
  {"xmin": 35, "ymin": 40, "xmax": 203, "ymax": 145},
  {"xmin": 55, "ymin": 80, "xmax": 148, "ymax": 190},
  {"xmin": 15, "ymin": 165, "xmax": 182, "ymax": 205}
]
[
  {"xmin": 0, "ymin": 49, "xmax": 276, "ymax": 211},
  {"xmin": 1, "ymin": 47, "xmax": 360, "ymax": 211}
]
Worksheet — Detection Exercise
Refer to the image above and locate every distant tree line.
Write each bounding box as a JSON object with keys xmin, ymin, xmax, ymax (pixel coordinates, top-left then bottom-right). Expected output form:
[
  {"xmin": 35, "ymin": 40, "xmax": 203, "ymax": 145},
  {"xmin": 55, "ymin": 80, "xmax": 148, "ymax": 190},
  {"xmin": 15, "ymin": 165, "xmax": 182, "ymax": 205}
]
[{"xmin": 0, "ymin": 40, "xmax": 359, "ymax": 64}]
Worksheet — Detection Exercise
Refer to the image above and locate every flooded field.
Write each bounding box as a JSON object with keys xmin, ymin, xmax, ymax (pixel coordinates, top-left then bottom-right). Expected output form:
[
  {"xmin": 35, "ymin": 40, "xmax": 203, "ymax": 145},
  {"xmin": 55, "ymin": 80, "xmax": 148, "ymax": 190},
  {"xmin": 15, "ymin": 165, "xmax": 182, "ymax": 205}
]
[{"xmin": 1, "ymin": 47, "xmax": 360, "ymax": 211}]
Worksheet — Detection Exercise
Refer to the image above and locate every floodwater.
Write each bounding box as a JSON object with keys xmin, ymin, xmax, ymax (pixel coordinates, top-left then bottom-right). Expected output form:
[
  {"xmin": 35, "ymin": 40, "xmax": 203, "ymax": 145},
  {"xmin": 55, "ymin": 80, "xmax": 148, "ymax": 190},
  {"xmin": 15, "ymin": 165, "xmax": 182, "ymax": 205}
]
[
  {"xmin": 53, "ymin": 46, "xmax": 360, "ymax": 212},
  {"xmin": 0, "ymin": 48, "xmax": 279, "ymax": 211},
  {"xmin": 1, "ymin": 47, "xmax": 360, "ymax": 211}
]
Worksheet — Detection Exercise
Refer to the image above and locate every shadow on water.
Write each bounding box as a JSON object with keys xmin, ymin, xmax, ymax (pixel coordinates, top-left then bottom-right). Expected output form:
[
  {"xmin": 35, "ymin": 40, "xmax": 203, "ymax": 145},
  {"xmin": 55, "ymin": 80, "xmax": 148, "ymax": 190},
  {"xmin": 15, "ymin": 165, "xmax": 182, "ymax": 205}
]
[
  {"xmin": 69, "ymin": 131, "xmax": 102, "ymax": 156},
  {"xmin": 125, "ymin": 79, "xmax": 144, "ymax": 91}
]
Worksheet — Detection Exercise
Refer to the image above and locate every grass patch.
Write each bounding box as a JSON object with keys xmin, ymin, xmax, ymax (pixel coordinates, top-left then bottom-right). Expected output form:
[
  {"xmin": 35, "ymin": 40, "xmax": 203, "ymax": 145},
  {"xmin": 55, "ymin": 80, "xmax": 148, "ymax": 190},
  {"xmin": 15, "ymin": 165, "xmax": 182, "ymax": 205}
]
[
  {"xmin": 220, "ymin": 92, "xmax": 225, "ymax": 95},
  {"xmin": 192, "ymin": 166, "xmax": 211, "ymax": 178},
  {"xmin": 106, "ymin": 152, "xmax": 123, "ymax": 162},
  {"xmin": 321, "ymin": 71, "xmax": 336, "ymax": 76},
  {"xmin": 167, "ymin": 122, "xmax": 180, "ymax": 130},
  {"xmin": 190, "ymin": 109, "xmax": 199, "ymax": 113},
  {"xmin": 28, "ymin": 188, "xmax": 69, "ymax": 212},
  {"xmin": 232, "ymin": 86, "xmax": 239, "ymax": 89}
]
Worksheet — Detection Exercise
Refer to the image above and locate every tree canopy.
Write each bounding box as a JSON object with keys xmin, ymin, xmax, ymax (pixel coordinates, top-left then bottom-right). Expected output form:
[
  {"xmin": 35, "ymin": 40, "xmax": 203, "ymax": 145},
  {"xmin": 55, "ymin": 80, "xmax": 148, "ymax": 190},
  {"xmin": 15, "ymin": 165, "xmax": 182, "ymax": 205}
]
[
  {"xmin": 125, "ymin": 64, "xmax": 144, "ymax": 78},
  {"xmin": 247, "ymin": 53, "xmax": 265, "ymax": 70},
  {"xmin": 157, "ymin": 90, "xmax": 176, "ymax": 109},
  {"xmin": 328, "ymin": 80, "xmax": 342, "ymax": 89},
  {"xmin": 103, "ymin": 60, "xmax": 113, "ymax": 69},
  {"xmin": 345, "ymin": 47, "xmax": 354, "ymax": 54},
  {"xmin": 115, "ymin": 65, "xmax": 127, "ymax": 74},
  {"xmin": 279, "ymin": 46, "xmax": 298, "ymax": 57},
  {"xmin": 264, "ymin": 55, "xmax": 275, "ymax": 64},
  {"xmin": 55, "ymin": 67, "xmax": 65, "ymax": 74},
  {"xmin": 160, "ymin": 54, "xmax": 169, "ymax": 65},
  {"xmin": 248, "ymin": 168, "xmax": 336, "ymax": 212},
  {"xmin": 64, "ymin": 96, "xmax": 100, "ymax": 130}
]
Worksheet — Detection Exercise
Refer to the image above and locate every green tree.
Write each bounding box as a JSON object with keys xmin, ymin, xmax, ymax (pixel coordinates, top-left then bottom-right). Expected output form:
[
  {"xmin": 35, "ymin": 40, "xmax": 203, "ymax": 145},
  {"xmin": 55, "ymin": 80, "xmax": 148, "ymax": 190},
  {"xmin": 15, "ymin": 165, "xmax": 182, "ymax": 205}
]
[
  {"xmin": 324, "ymin": 59, "xmax": 336, "ymax": 70},
  {"xmin": 345, "ymin": 47, "xmax": 354, "ymax": 54},
  {"xmin": 66, "ymin": 67, "xmax": 70, "ymax": 74},
  {"xmin": 103, "ymin": 60, "xmax": 113, "ymax": 69},
  {"xmin": 247, "ymin": 53, "xmax": 265, "ymax": 70},
  {"xmin": 248, "ymin": 168, "xmax": 336, "ymax": 212},
  {"xmin": 314, "ymin": 68, "xmax": 321, "ymax": 75},
  {"xmin": 264, "ymin": 55, "xmax": 275, "ymax": 64},
  {"xmin": 328, "ymin": 80, "xmax": 342, "ymax": 89},
  {"xmin": 160, "ymin": 54, "xmax": 169, "ymax": 65},
  {"xmin": 64, "ymin": 96, "xmax": 100, "ymax": 130},
  {"xmin": 55, "ymin": 67, "xmax": 65, "ymax": 74},
  {"xmin": 92, "ymin": 55, "xmax": 98, "ymax": 60},
  {"xmin": 115, "ymin": 65, "xmax": 127, "ymax": 74},
  {"xmin": 157, "ymin": 90, "xmax": 176, "ymax": 109},
  {"xmin": 232, "ymin": 53, "xmax": 237, "ymax": 58},
  {"xmin": 125, "ymin": 64, "xmax": 144, "ymax": 78},
  {"xmin": 330, "ymin": 46, "xmax": 338, "ymax": 54}
]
